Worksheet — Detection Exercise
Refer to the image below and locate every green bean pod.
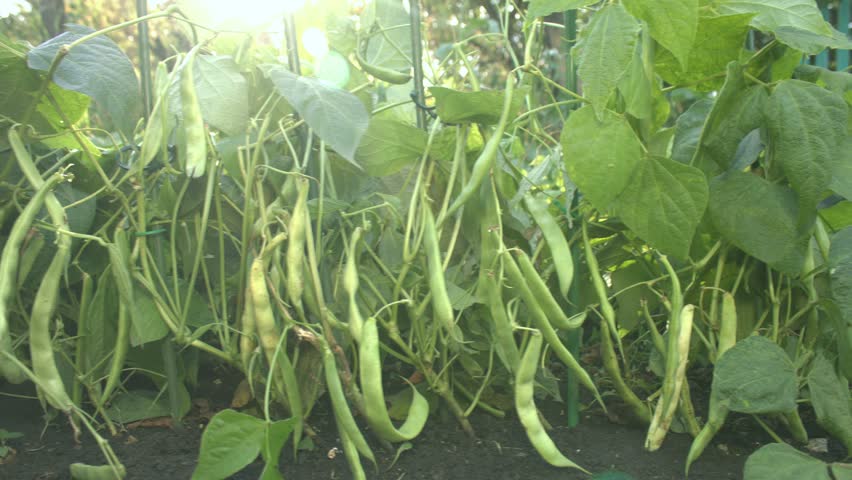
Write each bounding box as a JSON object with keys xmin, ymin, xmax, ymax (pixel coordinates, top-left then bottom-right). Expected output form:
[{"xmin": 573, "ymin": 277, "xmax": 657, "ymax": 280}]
[
  {"xmin": 445, "ymin": 75, "xmax": 515, "ymax": 219},
  {"xmin": 10, "ymin": 128, "xmax": 74, "ymax": 412},
  {"xmin": 239, "ymin": 282, "xmax": 257, "ymax": 371},
  {"xmin": 249, "ymin": 254, "xmax": 303, "ymax": 449},
  {"xmin": 0, "ymin": 172, "xmax": 67, "ymax": 384},
  {"xmin": 286, "ymin": 179, "xmax": 309, "ymax": 317},
  {"xmin": 598, "ymin": 314, "xmax": 652, "ymax": 424},
  {"xmin": 69, "ymin": 463, "xmax": 126, "ymax": 480},
  {"xmin": 359, "ymin": 317, "xmax": 429, "ymax": 442},
  {"xmin": 718, "ymin": 292, "xmax": 737, "ymax": 358},
  {"xmin": 344, "ymin": 228, "xmax": 365, "ymax": 342},
  {"xmin": 422, "ymin": 206, "xmax": 460, "ymax": 341},
  {"xmin": 515, "ymin": 251, "xmax": 583, "ymax": 330},
  {"xmin": 30, "ymin": 238, "xmax": 74, "ymax": 412},
  {"xmin": 515, "ymin": 331, "xmax": 589, "ymax": 472},
  {"xmin": 685, "ymin": 397, "xmax": 728, "ymax": 474},
  {"xmin": 646, "ymin": 304, "xmax": 694, "ymax": 451},
  {"xmin": 180, "ymin": 44, "xmax": 207, "ymax": 178},
  {"xmin": 501, "ymin": 250, "xmax": 605, "ymax": 410},
  {"xmin": 100, "ymin": 231, "xmax": 134, "ymax": 404},
  {"xmin": 524, "ymin": 195, "xmax": 573, "ymax": 299},
  {"xmin": 477, "ymin": 185, "xmax": 520, "ymax": 372},
  {"xmin": 355, "ymin": 48, "xmax": 412, "ymax": 85},
  {"xmin": 582, "ymin": 222, "xmax": 623, "ymax": 357},
  {"xmin": 337, "ymin": 418, "xmax": 367, "ymax": 480},
  {"xmin": 138, "ymin": 62, "xmax": 173, "ymax": 171},
  {"xmin": 323, "ymin": 347, "xmax": 375, "ymax": 465}
]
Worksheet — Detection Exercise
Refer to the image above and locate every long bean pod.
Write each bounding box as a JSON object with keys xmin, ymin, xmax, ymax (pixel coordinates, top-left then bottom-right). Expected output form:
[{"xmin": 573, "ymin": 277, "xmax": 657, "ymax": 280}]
[
  {"xmin": 524, "ymin": 194, "xmax": 573, "ymax": 299},
  {"xmin": 323, "ymin": 347, "xmax": 375, "ymax": 465},
  {"xmin": 0, "ymin": 172, "xmax": 67, "ymax": 384},
  {"xmin": 359, "ymin": 317, "xmax": 429, "ymax": 442},
  {"xmin": 444, "ymin": 75, "xmax": 515, "ymax": 220},
  {"xmin": 515, "ymin": 331, "xmax": 589, "ymax": 472},
  {"xmin": 287, "ymin": 179, "xmax": 309, "ymax": 318},
  {"xmin": 501, "ymin": 250, "xmax": 605, "ymax": 410},
  {"xmin": 516, "ymin": 251, "xmax": 583, "ymax": 330},
  {"xmin": 344, "ymin": 228, "xmax": 365, "ymax": 342},
  {"xmin": 180, "ymin": 44, "xmax": 207, "ymax": 178},
  {"xmin": 100, "ymin": 230, "xmax": 134, "ymax": 404},
  {"xmin": 422, "ymin": 206, "xmax": 460, "ymax": 341},
  {"xmin": 9, "ymin": 128, "xmax": 74, "ymax": 412}
]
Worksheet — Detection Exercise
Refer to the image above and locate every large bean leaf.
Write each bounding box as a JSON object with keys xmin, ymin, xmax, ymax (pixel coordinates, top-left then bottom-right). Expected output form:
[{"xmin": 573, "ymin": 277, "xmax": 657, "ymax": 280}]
[
  {"xmin": 623, "ymin": 0, "xmax": 698, "ymax": 70},
  {"xmin": 694, "ymin": 62, "xmax": 768, "ymax": 171},
  {"xmin": 265, "ymin": 65, "xmax": 368, "ymax": 163},
  {"xmin": 744, "ymin": 443, "xmax": 831, "ymax": 480},
  {"xmin": 766, "ymin": 80, "xmax": 848, "ymax": 228},
  {"xmin": 656, "ymin": 13, "xmax": 754, "ymax": 91},
  {"xmin": 561, "ymin": 105, "xmax": 641, "ymax": 211},
  {"xmin": 355, "ymin": 119, "xmax": 426, "ymax": 177},
  {"xmin": 429, "ymin": 86, "xmax": 527, "ymax": 125},
  {"xmin": 807, "ymin": 355, "xmax": 852, "ymax": 455},
  {"xmin": 717, "ymin": 0, "xmax": 832, "ymax": 37},
  {"xmin": 167, "ymin": 55, "xmax": 249, "ymax": 136},
  {"xmin": 192, "ymin": 410, "xmax": 266, "ymax": 480},
  {"xmin": 711, "ymin": 336, "xmax": 797, "ymax": 414},
  {"xmin": 671, "ymin": 99, "xmax": 713, "ymax": 165},
  {"xmin": 573, "ymin": 4, "xmax": 639, "ymax": 117},
  {"xmin": 709, "ymin": 171, "xmax": 807, "ymax": 274},
  {"xmin": 612, "ymin": 156, "xmax": 708, "ymax": 259},
  {"xmin": 28, "ymin": 25, "xmax": 140, "ymax": 138}
]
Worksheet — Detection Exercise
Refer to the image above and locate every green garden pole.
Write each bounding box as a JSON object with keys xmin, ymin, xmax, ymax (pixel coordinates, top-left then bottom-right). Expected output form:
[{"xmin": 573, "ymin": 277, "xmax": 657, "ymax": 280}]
[
  {"xmin": 136, "ymin": 0, "xmax": 152, "ymax": 118},
  {"xmin": 563, "ymin": 9, "xmax": 581, "ymax": 430},
  {"xmin": 838, "ymin": 0, "xmax": 850, "ymax": 71},
  {"xmin": 284, "ymin": 13, "xmax": 301, "ymax": 75},
  {"xmin": 409, "ymin": 0, "xmax": 426, "ymax": 129}
]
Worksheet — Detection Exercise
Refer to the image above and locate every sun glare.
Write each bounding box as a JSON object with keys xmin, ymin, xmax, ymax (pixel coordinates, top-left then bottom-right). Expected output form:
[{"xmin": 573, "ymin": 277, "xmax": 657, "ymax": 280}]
[{"xmin": 174, "ymin": 0, "xmax": 305, "ymax": 32}]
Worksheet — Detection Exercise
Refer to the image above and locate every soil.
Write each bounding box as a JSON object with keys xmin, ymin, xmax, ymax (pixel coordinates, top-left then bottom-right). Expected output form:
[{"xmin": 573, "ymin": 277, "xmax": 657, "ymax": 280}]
[{"xmin": 0, "ymin": 369, "xmax": 840, "ymax": 480}]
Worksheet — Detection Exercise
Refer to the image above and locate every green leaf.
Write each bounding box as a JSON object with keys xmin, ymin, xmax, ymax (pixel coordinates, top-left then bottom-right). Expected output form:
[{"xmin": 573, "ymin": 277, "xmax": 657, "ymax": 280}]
[
  {"xmin": 766, "ymin": 80, "xmax": 848, "ymax": 227},
  {"xmin": 694, "ymin": 62, "xmax": 768, "ymax": 171},
  {"xmin": 259, "ymin": 418, "xmax": 297, "ymax": 480},
  {"xmin": 265, "ymin": 65, "xmax": 368, "ymax": 163},
  {"xmin": 656, "ymin": 13, "xmax": 754, "ymax": 91},
  {"xmin": 618, "ymin": 42, "xmax": 655, "ymax": 120},
  {"xmin": 355, "ymin": 118, "xmax": 426, "ymax": 177},
  {"xmin": 105, "ymin": 388, "xmax": 191, "ymax": 423},
  {"xmin": 573, "ymin": 4, "xmax": 640, "ymax": 117},
  {"xmin": 612, "ymin": 156, "xmax": 708, "ymax": 258},
  {"xmin": 0, "ymin": 45, "xmax": 90, "ymax": 135},
  {"xmin": 744, "ymin": 443, "xmax": 831, "ymax": 480},
  {"xmin": 429, "ymin": 86, "xmax": 527, "ymax": 125},
  {"xmin": 671, "ymin": 98, "xmax": 713, "ymax": 165},
  {"xmin": 623, "ymin": 0, "xmax": 698, "ymax": 70},
  {"xmin": 709, "ymin": 172, "xmax": 807, "ymax": 274},
  {"xmin": 129, "ymin": 288, "xmax": 169, "ymax": 346},
  {"xmin": 27, "ymin": 25, "xmax": 140, "ymax": 138},
  {"xmin": 526, "ymin": 0, "xmax": 598, "ymax": 18},
  {"xmin": 807, "ymin": 354, "xmax": 852, "ymax": 455},
  {"xmin": 711, "ymin": 336, "xmax": 798, "ymax": 414},
  {"xmin": 830, "ymin": 228, "xmax": 852, "ymax": 330},
  {"xmin": 773, "ymin": 25, "xmax": 852, "ymax": 54},
  {"xmin": 360, "ymin": 0, "xmax": 412, "ymax": 72},
  {"xmin": 192, "ymin": 409, "xmax": 266, "ymax": 480},
  {"xmin": 717, "ymin": 0, "xmax": 833, "ymax": 37},
  {"xmin": 168, "ymin": 55, "xmax": 249, "ymax": 136},
  {"xmin": 561, "ymin": 105, "xmax": 642, "ymax": 210}
]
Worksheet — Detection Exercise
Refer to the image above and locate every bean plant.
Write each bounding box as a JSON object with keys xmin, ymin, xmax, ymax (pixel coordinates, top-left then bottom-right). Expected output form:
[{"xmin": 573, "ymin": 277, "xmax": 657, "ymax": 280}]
[{"xmin": 0, "ymin": 0, "xmax": 851, "ymax": 479}]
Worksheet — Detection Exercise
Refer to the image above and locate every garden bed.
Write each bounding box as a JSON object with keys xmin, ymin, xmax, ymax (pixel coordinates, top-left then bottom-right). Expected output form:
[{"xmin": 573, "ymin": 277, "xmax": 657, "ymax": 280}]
[{"xmin": 0, "ymin": 373, "xmax": 773, "ymax": 480}]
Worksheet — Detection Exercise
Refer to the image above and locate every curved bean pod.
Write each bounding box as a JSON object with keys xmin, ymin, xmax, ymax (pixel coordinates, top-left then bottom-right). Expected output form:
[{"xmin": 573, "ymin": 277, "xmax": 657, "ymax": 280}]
[
  {"xmin": 501, "ymin": 250, "xmax": 605, "ymax": 410},
  {"xmin": 444, "ymin": 75, "xmax": 515, "ymax": 220},
  {"xmin": 0, "ymin": 172, "xmax": 67, "ymax": 384},
  {"xmin": 515, "ymin": 251, "xmax": 583, "ymax": 330},
  {"xmin": 422, "ymin": 206, "xmax": 460, "ymax": 341},
  {"xmin": 286, "ymin": 179, "xmax": 309, "ymax": 318},
  {"xmin": 359, "ymin": 317, "xmax": 429, "ymax": 442},
  {"xmin": 523, "ymin": 195, "xmax": 573, "ymax": 299},
  {"xmin": 515, "ymin": 331, "xmax": 588, "ymax": 472}
]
